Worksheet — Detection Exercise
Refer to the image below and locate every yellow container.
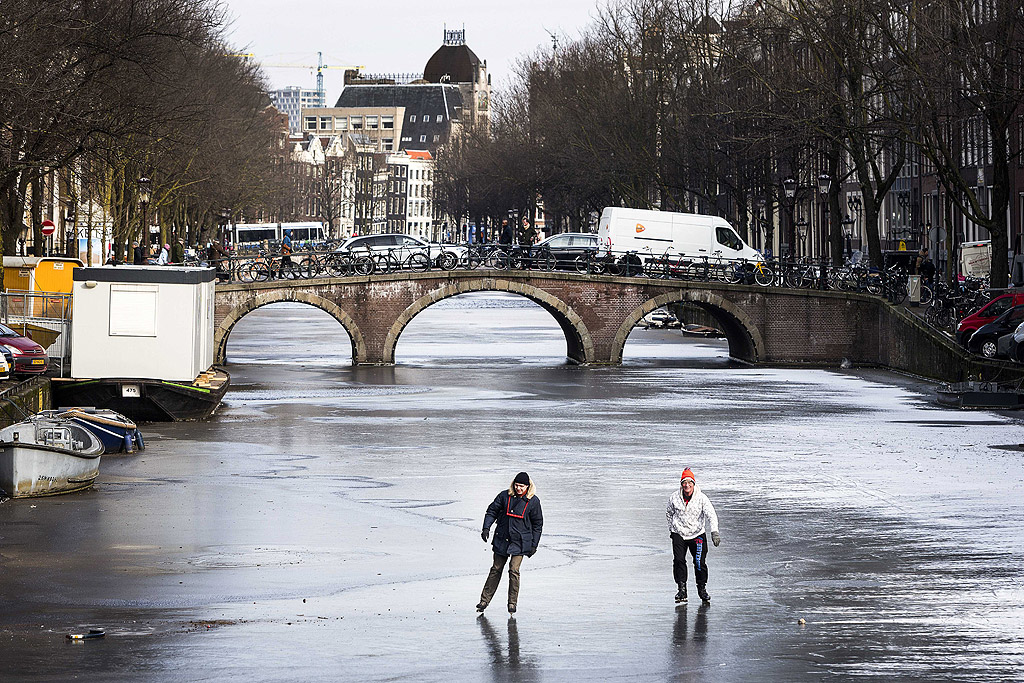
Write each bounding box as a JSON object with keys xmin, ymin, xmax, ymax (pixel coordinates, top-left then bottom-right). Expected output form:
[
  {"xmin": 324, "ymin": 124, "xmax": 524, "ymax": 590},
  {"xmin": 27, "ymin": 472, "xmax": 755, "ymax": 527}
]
[{"xmin": 3, "ymin": 256, "xmax": 83, "ymax": 317}]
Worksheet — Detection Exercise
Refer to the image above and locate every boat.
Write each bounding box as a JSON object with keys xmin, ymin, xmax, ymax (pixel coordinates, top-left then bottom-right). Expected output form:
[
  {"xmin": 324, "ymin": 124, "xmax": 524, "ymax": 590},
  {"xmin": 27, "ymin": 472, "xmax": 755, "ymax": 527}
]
[
  {"xmin": 0, "ymin": 415, "xmax": 104, "ymax": 498},
  {"xmin": 936, "ymin": 381, "xmax": 1024, "ymax": 410},
  {"xmin": 50, "ymin": 367, "xmax": 230, "ymax": 422},
  {"xmin": 681, "ymin": 324, "xmax": 723, "ymax": 338},
  {"xmin": 37, "ymin": 407, "xmax": 144, "ymax": 454}
]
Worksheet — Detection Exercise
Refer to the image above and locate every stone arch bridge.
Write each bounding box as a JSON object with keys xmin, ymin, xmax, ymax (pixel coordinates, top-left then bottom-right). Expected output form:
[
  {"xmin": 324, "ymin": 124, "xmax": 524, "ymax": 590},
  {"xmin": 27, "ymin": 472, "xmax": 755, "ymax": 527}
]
[{"xmin": 213, "ymin": 270, "xmax": 998, "ymax": 381}]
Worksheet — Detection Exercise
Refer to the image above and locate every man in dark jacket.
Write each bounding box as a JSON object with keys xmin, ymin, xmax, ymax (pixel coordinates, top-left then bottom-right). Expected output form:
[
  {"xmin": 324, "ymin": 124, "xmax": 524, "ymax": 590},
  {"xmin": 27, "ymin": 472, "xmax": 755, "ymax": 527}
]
[
  {"xmin": 477, "ymin": 472, "xmax": 543, "ymax": 614},
  {"xmin": 132, "ymin": 240, "xmax": 146, "ymax": 265}
]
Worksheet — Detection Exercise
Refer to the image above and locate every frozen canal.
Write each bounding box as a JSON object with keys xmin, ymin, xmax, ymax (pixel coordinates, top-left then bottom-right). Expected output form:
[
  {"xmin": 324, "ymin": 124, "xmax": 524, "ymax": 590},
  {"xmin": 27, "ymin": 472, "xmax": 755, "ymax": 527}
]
[{"xmin": 1, "ymin": 293, "xmax": 1023, "ymax": 681}]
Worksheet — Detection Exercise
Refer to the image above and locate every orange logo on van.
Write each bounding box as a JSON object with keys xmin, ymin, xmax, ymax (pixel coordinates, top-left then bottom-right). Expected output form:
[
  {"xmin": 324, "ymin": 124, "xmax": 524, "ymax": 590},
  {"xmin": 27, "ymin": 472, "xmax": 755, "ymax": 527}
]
[{"xmin": 635, "ymin": 223, "xmax": 645, "ymax": 233}]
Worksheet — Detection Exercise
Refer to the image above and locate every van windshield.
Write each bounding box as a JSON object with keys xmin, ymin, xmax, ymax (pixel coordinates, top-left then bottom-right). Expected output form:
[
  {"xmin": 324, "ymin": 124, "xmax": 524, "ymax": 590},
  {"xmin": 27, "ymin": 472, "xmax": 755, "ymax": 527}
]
[{"xmin": 715, "ymin": 227, "xmax": 743, "ymax": 251}]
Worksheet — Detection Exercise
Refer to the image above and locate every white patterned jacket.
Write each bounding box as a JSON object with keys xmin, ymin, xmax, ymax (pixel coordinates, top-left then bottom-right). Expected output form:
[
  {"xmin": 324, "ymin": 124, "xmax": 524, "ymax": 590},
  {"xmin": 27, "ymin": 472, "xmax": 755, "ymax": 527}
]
[{"xmin": 666, "ymin": 483, "xmax": 719, "ymax": 540}]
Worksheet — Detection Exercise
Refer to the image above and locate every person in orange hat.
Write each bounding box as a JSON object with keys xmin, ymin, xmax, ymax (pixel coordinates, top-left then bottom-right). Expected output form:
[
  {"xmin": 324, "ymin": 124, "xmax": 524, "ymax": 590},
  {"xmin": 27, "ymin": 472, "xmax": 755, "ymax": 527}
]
[{"xmin": 667, "ymin": 468, "xmax": 720, "ymax": 604}]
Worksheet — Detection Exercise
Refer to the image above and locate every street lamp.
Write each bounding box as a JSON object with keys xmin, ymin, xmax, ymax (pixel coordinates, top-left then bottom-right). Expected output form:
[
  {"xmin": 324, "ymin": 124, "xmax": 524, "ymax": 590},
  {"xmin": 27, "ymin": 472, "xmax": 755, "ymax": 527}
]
[
  {"xmin": 817, "ymin": 174, "xmax": 831, "ymax": 261},
  {"xmin": 782, "ymin": 177, "xmax": 797, "ymax": 257},
  {"xmin": 138, "ymin": 176, "xmax": 151, "ymax": 253},
  {"xmin": 842, "ymin": 214, "xmax": 854, "ymax": 260},
  {"xmin": 795, "ymin": 216, "xmax": 808, "ymax": 259}
]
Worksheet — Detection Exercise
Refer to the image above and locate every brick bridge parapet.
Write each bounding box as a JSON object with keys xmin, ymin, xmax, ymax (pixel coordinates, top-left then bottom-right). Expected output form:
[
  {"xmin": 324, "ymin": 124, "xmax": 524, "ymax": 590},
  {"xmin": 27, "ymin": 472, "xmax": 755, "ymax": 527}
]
[{"xmin": 213, "ymin": 270, "xmax": 1014, "ymax": 381}]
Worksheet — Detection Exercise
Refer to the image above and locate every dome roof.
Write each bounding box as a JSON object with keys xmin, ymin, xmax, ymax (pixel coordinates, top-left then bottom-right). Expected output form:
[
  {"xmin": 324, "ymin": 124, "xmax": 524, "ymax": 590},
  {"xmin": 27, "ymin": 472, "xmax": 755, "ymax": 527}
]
[{"xmin": 423, "ymin": 44, "xmax": 481, "ymax": 84}]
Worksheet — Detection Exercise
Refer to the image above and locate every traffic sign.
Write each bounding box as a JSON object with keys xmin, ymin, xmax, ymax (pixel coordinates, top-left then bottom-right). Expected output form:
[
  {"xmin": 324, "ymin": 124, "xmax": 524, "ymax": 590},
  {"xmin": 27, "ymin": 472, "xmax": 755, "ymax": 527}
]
[{"xmin": 41, "ymin": 219, "xmax": 55, "ymax": 236}]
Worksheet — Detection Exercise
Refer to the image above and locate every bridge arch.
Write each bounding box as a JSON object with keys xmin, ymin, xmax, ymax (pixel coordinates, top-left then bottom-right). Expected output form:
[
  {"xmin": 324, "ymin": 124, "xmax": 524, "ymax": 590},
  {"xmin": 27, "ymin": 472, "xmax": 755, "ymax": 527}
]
[
  {"xmin": 382, "ymin": 278, "xmax": 595, "ymax": 364},
  {"xmin": 215, "ymin": 289, "xmax": 366, "ymax": 364},
  {"xmin": 612, "ymin": 289, "xmax": 766, "ymax": 364}
]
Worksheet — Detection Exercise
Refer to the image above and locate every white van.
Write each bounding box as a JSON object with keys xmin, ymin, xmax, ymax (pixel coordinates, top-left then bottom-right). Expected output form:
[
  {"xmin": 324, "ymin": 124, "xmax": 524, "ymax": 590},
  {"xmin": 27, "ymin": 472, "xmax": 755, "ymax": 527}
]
[
  {"xmin": 597, "ymin": 207, "xmax": 760, "ymax": 262},
  {"xmin": 959, "ymin": 240, "xmax": 990, "ymax": 279}
]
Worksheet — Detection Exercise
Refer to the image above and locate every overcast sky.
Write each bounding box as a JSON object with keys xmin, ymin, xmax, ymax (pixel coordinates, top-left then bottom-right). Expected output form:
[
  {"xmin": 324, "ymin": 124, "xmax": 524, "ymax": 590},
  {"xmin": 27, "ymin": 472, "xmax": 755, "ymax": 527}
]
[{"xmin": 221, "ymin": 0, "xmax": 601, "ymax": 103}]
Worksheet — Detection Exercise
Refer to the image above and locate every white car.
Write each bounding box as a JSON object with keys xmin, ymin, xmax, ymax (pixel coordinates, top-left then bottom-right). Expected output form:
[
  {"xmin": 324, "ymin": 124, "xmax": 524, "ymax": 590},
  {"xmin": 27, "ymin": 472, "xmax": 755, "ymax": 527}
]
[{"xmin": 334, "ymin": 234, "xmax": 464, "ymax": 271}]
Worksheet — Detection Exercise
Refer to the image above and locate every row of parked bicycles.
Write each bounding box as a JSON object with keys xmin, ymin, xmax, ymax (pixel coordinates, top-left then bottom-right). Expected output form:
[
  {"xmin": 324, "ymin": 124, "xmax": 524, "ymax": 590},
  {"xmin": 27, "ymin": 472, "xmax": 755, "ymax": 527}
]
[{"xmin": 210, "ymin": 242, "xmax": 916, "ymax": 302}]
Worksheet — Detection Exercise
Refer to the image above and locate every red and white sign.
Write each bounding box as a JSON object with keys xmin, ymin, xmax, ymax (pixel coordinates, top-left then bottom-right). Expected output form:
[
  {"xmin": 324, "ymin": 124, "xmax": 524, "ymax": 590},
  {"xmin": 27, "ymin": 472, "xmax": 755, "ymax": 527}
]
[{"xmin": 41, "ymin": 219, "xmax": 56, "ymax": 236}]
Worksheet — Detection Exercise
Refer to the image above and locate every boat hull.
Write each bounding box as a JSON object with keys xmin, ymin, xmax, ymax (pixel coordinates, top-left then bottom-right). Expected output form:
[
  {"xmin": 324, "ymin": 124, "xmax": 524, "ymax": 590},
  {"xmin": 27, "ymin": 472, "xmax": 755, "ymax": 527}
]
[
  {"xmin": 37, "ymin": 409, "xmax": 145, "ymax": 454},
  {"xmin": 51, "ymin": 369, "xmax": 230, "ymax": 422},
  {"xmin": 0, "ymin": 444, "xmax": 101, "ymax": 498}
]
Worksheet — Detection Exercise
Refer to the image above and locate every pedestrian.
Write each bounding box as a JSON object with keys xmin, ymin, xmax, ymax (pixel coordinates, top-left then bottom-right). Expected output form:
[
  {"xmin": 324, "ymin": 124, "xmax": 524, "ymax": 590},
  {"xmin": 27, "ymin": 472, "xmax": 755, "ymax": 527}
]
[
  {"xmin": 916, "ymin": 246, "xmax": 935, "ymax": 290},
  {"xmin": 499, "ymin": 219, "xmax": 513, "ymax": 245},
  {"xmin": 477, "ymin": 472, "xmax": 543, "ymax": 615},
  {"xmin": 156, "ymin": 243, "xmax": 170, "ymax": 265},
  {"xmin": 667, "ymin": 468, "xmax": 720, "ymax": 604},
  {"xmin": 172, "ymin": 238, "xmax": 185, "ymax": 264},
  {"xmin": 131, "ymin": 240, "xmax": 146, "ymax": 265},
  {"xmin": 278, "ymin": 229, "xmax": 294, "ymax": 277}
]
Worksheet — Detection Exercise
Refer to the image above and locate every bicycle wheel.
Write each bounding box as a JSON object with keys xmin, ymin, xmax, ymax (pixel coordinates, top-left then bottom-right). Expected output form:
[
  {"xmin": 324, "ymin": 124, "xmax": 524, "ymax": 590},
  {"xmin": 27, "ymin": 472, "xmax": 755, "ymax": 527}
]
[
  {"xmin": 327, "ymin": 254, "xmax": 351, "ymax": 277},
  {"xmin": 372, "ymin": 254, "xmax": 392, "ymax": 274},
  {"xmin": 721, "ymin": 262, "xmax": 743, "ymax": 284},
  {"xmin": 406, "ymin": 253, "xmax": 430, "ymax": 272},
  {"xmin": 247, "ymin": 261, "xmax": 271, "ymax": 282},
  {"xmin": 573, "ymin": 255, "xmax": 590, "ymax": 274},
  {"xmin": 437, "ymin": 251, "xmax": 458, "ymax": 270},
  {"xmin": 536, "ymin": 249, "xmax": 556, "ymax": 271},
  {"xmin": 753, "ymin": 264, "xmax": 774, "ymax": 287},
  {"xmin": 919, "ymin": 285, "xmax": 933, "ymax": 306},
  {"xmin": 296, "ymin": 255, "xmax": 319, "ymax": 278},
  {"xmin": 889, "ymin": 281, "xmax": 907, "ymax": 305},
  {"xmin": 353, "ymin": 255, "xmax": 374, "ymax": 276}
]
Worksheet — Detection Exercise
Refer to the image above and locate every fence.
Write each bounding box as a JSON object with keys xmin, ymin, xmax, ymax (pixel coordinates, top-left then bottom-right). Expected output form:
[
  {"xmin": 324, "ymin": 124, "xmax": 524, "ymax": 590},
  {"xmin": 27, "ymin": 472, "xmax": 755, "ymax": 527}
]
[{"xmin": 0, "ymin": 290, "xmax": 72, "ymax": 376}]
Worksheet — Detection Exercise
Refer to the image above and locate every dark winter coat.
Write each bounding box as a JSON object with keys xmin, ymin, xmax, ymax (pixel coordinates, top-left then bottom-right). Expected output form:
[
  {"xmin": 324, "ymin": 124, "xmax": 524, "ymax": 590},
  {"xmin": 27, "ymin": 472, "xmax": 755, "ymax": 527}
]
[
  {"xmin": 483, "ymin": 487, "xmax": 543, "ymax": 557},
  {"xmin": 132, "ymin": 245, "xmax": 146, "ymax": 265}
]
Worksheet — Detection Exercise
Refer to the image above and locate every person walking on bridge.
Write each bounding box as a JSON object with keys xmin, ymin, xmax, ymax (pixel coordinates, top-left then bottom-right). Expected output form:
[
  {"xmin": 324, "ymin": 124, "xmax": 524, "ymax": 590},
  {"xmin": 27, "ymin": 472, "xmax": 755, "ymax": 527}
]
[
  {"xmin": 477, "ymin": 472, "xmax": 543, "ymax": 615},
  {"xmin": 667, "ymin": 468, "xmax": 720, "ymax": 604}
]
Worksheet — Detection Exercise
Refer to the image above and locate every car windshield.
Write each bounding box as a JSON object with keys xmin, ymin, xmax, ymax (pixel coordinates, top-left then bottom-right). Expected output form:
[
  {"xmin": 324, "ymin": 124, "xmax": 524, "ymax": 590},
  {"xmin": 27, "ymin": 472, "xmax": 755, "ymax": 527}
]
[{"xmin": 0, "ymin": 324, "xmax": 19, "ymax": 337}]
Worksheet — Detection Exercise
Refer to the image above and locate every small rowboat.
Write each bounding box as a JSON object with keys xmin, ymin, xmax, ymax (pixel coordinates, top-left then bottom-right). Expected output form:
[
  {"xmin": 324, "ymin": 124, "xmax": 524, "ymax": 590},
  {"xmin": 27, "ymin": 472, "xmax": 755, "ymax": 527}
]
[
  {"xmin": 0, "ymin": 416, "xmax": 104, "ymax": 498},
  {"xmin": 38, "ymin": 408, "xmax": 145, "ymax": 454}
]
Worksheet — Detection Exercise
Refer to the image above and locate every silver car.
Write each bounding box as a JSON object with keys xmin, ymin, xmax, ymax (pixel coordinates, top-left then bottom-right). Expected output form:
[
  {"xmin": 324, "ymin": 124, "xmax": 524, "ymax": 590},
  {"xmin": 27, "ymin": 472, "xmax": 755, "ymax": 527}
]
[{"xmin": 335, "ymin": 234, "xmax": 464, "ymax": 272}]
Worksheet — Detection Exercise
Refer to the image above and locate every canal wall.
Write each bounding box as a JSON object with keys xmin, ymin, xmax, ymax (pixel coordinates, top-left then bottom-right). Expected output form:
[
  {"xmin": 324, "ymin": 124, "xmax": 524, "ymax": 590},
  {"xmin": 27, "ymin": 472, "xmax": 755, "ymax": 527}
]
[{"xmin": 0, "ymin": 377, "xmax": 51, "ymax": 428}]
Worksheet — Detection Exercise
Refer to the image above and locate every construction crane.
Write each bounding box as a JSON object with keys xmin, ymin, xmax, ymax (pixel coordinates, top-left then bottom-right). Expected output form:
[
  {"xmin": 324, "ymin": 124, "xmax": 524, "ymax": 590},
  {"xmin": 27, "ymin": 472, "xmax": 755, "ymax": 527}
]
[{"xmin": 262, "ymin": 52, "xmax": 363, "ymax": 106}]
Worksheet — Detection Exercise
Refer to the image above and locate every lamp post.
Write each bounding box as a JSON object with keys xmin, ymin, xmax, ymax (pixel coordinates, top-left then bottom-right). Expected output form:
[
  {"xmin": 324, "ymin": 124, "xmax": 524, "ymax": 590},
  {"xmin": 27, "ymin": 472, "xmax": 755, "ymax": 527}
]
[
  {"xmin": 782, "ymin": 177, "xmax": 797, "ymax": 258},
  {"xmin": 795, "ymin": 216, "xmax": 808, "ymax": 259},
  {"xmin": 896, "ymin": 191, "xmax": 910, "ymax": 249},
  {"xmin": 847, "ymin": 195, "xmax": 862, "ymax": 254},
  {"xmin": 816, "ymin": 173, "xmax": 831, "ymax": 261},
  {"xmin": 756, "ymin": 197, "xmax": 767, "ymax": 253},
  {"xmin": 842, "ymin": 214, "xmax": 854, "ymax": 260},
  {"xmin": 138, "ymin": 176, "xmax": 151, "ymax": 255}
]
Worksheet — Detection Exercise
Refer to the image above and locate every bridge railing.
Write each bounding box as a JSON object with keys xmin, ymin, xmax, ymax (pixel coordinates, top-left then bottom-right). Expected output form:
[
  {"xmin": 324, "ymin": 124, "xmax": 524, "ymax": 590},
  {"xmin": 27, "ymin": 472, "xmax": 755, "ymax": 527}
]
[{"xmin": 208, "ymin": 244, "xmax": 933, "ymax": 306}]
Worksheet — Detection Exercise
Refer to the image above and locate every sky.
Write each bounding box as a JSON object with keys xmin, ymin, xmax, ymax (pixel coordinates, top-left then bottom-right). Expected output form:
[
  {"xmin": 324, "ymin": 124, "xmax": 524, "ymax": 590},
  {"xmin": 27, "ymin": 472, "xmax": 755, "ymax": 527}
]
[{"xmin": 220, "ymin": 0, "xmax": 602, "ymax": 103}]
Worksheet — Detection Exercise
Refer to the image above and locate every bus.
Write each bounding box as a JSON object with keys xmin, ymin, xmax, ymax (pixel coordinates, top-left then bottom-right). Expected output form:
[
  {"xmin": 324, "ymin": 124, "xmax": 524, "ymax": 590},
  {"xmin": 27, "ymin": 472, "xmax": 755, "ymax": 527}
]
[{"xmin": 230, "ymin": 222, "xmax": 326, "ymax": 247}]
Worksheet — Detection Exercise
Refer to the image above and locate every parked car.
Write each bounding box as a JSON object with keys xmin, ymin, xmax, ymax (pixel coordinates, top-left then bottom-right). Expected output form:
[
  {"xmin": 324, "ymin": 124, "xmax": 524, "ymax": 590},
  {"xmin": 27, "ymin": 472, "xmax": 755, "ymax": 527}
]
[
  {"xmin": 334, "ymin": 234, "xmax": 464, "ymax": 270},
  {"xmin": 967, "ymin": 304, "xmax": 1024, "ymax": 358},
  {"xmin": 999, "ymin": 321, "xmax": 1024, "ymax": 364},
  {"xmin": 957, "ymin": 292, "xmax": 1024, "ymax": 347},
  {"xmin": 534, "ymin": 233, "xmax": 599, "ymax": 268},
  {"xmin": 0, "ymin": 345, "xmax": 12, "ymax": 381},
  {"xmin": 0, "ymin": 323, "xmax": 49, "ymax": 374}
]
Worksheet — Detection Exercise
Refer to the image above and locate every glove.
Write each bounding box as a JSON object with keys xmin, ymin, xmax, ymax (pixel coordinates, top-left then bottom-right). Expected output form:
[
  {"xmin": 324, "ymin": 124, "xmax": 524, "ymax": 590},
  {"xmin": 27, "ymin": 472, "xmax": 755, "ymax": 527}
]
[
  {"xmin": 481, "ymin": 528, "xmax": 489, "ymax": 542},
  {"xmin": 711, "ymin": 532, "xmax": 721, "ymax": 547},
  {"xmin": 526, "ymin": 549, "xmax": 536, "ymax": 558}
]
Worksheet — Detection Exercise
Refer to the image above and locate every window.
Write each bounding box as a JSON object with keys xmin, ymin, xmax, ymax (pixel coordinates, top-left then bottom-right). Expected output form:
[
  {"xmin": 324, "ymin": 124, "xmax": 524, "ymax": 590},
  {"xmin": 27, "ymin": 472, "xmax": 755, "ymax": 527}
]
[
  {"xmin": 433, "ymin": 135, "xmax": 439, "ymax": 143},
  {"xmin": 336, "ymin": 117, "xmax": 348, "ymax": 131},
  {"xmin": 304, "ymin": 116, "xmax": 317, "ymax": 130},
  {"xmin": 320, "ymin": 117, "xmax": 332, "ymax": 130},
  {"xmin": 401, "ymin": 136, "xmax": 412, "ymax": 142},
  {"xmin": 548, "ymin": 236, "xmax": 571, "ymax": 248},
  {"xmin": 366, "ymin": 115, "xmax": 378, "ymax": 129},
  {"xmin": 715, "ymin": 227, "xmax": 743, "ymax": 251},
  {"xmin": 382, "ymin": 116, "xmax": 394, "ymax": 129},
  {"xmin": 419, "ymin": 135, "xmax": 427, "ymax": 142},
  {"xmin": 410, "ymin": 115, "xmax": 417, "ymax": 122},
  {"xmin": 382, "ymin": 138, "xmax": 394, "ymax": 151},
  {"xmin": 351, "ymin": 116, "xmax": 363, "ymax": 129},
  {"xmin": 436, "ymin": 115, "xmax": 443, "ymax": 123}
]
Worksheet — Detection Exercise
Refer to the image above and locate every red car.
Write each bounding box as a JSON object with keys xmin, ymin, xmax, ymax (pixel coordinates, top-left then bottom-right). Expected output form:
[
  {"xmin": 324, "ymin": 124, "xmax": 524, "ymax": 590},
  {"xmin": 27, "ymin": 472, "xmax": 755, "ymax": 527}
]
[
  {"xmin": 0, "ymin": 323, "xmax": 49, "ymax": 374},
  {"xmin": 957, "ymin": 293, "xmax": 1024, "ymax": 347}
]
